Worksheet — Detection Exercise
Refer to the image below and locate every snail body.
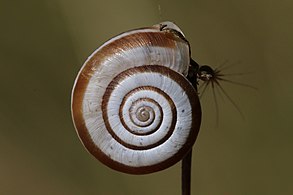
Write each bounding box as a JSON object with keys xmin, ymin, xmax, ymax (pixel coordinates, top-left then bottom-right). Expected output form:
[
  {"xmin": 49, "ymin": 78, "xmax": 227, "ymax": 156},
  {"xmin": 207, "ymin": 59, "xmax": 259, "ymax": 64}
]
[{"xmin": 71, "ymin": 22, "xmax": 201, "ymax": 174}]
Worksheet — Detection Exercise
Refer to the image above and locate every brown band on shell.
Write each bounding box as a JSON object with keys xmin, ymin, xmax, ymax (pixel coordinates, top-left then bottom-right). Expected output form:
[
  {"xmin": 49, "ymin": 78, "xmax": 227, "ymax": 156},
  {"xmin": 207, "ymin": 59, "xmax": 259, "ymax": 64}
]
[
  {"xmin": 102, "ymin": 66, "xmax": 177, "ymax": 149},
  {"xmin": 125, "ymin": 98, "xmax": 162, "ymax": 132},
  {"xmin": 72, "ymin": 64, "xmax": 201, "ymax": 174},
  {"xmin": 131, "ymin": 104, "xmax": 155, "ymax": 126},
  {"xmin": 76, "ymin": 28, "xmax": 190, "ymax": 91}
]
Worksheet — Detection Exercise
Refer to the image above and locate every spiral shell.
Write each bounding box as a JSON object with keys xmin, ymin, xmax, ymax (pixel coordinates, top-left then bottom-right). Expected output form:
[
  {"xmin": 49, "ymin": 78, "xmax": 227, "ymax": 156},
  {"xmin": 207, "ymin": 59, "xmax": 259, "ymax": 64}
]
[{"xmin": 71, "ymin": 22, "xmax": 201, "ymax": 174}]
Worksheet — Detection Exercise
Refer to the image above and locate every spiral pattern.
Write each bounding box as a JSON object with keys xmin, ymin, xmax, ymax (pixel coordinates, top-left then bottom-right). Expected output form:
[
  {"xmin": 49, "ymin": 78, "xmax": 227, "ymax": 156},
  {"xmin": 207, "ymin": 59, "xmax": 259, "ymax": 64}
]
[
  {"xmin": 122, "ymin": 96, "xmax": 164, "ymax": 135},
  {"xmin": 103, "ymin": 82, "xmax": 177, "ymax": 150},
  {"xmin": 72, "ymin": 64, "xmax": 201, "ymax": 174},
  {"xmin": 80, "ymin": 65, "xmax": 198, "ymax": 172},
  {"xmin": 71, "ymin": 22, "xmax": 201, "ymax": 174}
]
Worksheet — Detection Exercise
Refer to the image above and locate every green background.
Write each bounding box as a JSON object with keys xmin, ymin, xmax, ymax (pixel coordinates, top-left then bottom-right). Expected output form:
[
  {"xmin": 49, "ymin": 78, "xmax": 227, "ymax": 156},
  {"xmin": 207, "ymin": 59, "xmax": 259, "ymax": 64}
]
[{"xmin": 1, "ymin": 0, "xmax": 292, "ymax": 194}]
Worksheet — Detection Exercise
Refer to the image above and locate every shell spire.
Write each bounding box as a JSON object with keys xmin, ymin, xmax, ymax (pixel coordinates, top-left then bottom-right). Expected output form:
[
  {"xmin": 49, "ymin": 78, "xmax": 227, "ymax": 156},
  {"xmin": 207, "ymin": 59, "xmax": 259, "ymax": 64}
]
[{"xmin": 71, "ymin": 22, "xmax": 201, "ymax": 174}]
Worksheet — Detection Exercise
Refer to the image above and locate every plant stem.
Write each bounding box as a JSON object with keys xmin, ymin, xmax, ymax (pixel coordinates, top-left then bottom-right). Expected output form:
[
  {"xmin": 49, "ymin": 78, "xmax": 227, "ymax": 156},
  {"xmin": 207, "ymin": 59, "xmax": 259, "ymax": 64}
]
[
  {"xmin": 182, "ymin": 58, "xmax": 200, "ymax": 195},
  {"xmin": 181, "ymin": 149, "xmax": 192, "ymax": 195}
]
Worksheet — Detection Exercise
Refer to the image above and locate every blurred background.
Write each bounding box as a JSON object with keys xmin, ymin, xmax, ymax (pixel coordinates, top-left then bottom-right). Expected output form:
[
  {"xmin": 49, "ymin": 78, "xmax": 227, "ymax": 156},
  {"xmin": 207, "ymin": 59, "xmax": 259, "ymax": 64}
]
[{"xmin": 1, "ymin": 0, "xmax": 292, "ymax": 194}]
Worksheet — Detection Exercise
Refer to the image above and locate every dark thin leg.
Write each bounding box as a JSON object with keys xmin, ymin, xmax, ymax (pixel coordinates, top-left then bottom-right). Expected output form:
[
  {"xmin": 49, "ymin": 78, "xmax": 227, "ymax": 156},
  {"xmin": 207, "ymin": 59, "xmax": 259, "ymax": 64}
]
[{"xmin": 182, "ymin": 149, "xmax": 192, "ymax": 195}]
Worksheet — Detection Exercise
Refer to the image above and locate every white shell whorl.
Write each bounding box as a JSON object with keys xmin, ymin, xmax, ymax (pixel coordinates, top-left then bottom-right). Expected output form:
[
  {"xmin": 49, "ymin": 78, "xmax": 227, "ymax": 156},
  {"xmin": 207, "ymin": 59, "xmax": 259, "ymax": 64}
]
[{"xmin": 71, "ymin": 22, "xmax": 201, "ymax": 174}]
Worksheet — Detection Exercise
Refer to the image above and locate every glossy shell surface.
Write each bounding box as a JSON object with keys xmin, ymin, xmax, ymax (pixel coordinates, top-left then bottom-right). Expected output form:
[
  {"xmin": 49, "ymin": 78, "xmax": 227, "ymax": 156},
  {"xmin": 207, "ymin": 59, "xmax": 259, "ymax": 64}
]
[{"xmin": 71, "ymin": 22, "xmax": 201, "ymax": 174}]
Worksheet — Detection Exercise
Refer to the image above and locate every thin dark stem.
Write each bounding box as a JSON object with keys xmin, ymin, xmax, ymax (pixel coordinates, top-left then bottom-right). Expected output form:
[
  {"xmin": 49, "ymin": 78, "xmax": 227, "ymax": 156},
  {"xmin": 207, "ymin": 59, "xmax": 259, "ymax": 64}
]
[
  {"xmin": 182, "ymin": 58, "xmax": 201, "ymax": 195},
  {"xmin": 182, "ymin": 149, "xmax": 192, "ymax": 195}
]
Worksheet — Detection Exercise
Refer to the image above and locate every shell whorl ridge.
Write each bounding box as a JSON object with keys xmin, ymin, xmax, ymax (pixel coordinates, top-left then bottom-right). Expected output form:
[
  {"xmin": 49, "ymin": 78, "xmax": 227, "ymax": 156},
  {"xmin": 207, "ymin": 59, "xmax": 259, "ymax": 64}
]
[{"xmin": 71, "ymin": 22, "xmax": 201, "ymax": 174}]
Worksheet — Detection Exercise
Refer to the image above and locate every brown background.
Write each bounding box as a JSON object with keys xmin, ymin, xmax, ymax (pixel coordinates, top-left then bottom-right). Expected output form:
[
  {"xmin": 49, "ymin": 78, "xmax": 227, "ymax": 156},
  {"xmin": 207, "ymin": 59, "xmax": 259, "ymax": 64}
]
[{"xmin": 1, "ymin": 0, "xmax": 292, "ymax": 194}]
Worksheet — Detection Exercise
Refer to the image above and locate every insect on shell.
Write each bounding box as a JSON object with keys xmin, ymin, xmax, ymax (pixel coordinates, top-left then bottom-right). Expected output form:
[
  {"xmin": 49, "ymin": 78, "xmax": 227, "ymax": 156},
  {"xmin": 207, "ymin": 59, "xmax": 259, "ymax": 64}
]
[{"xmin": 71, "ymin": 21, "xmax": 202, "ymax": 174}]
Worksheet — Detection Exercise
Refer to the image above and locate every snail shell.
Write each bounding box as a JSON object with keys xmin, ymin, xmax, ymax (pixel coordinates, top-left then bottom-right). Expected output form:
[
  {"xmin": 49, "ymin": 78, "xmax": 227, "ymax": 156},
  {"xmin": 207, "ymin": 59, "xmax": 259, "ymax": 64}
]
[{"xmin": 71, "ymin": 22, "xmax": 201, "ymax": 174}]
